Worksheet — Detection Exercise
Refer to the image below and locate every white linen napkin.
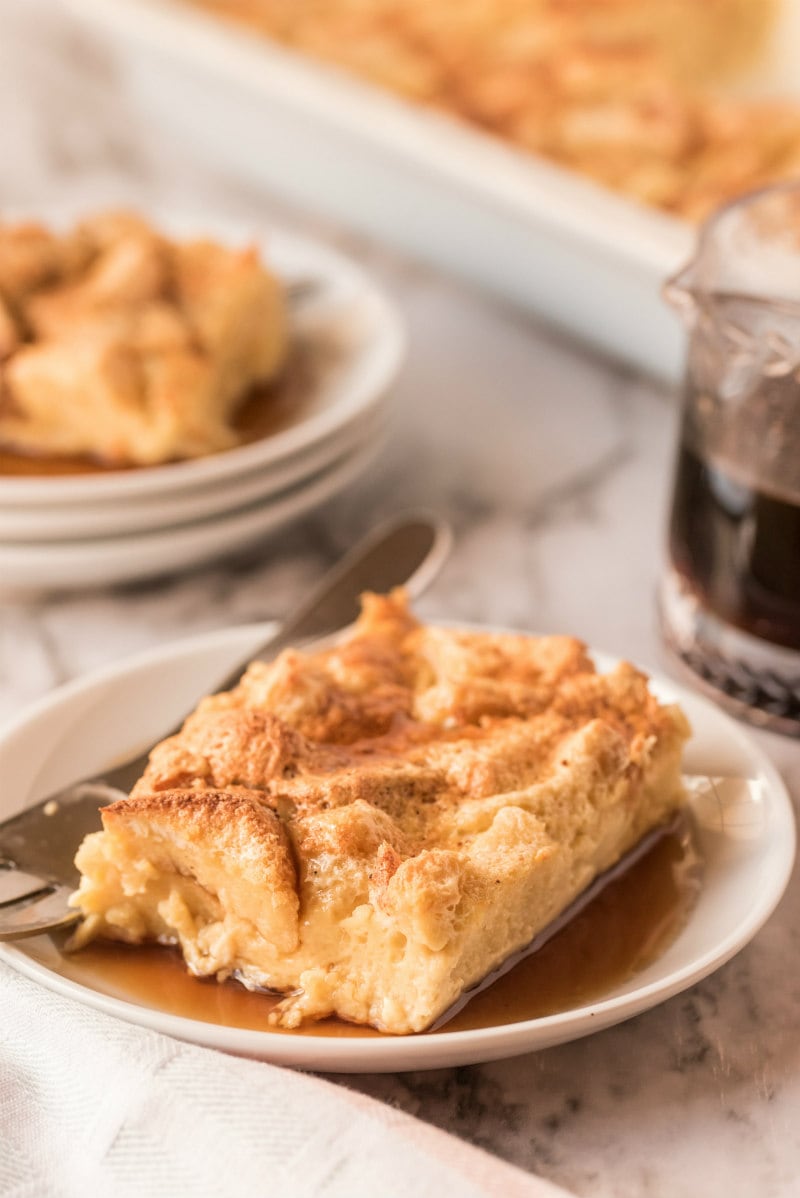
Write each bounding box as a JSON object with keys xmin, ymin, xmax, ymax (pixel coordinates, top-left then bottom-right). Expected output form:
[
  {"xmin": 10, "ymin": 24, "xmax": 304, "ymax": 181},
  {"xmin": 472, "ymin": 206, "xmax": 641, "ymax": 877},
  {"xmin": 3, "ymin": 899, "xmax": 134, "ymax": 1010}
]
[{"xmin": 0, "ymin": 962, "xmax": 572, "ymax": 1198}]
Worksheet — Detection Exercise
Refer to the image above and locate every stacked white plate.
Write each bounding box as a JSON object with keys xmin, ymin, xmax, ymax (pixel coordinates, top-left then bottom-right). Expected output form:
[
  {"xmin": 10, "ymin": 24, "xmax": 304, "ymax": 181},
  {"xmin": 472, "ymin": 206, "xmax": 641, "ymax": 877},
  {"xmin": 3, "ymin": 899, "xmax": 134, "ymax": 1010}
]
[{"xmin": 0, "ymin": 215, "xmax": 404, "ymax": 590}]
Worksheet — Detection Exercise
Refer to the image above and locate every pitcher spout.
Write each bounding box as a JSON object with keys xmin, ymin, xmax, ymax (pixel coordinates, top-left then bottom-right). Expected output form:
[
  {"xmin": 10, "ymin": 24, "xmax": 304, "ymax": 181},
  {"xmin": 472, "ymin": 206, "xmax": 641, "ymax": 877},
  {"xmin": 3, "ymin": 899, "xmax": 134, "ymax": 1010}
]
[{"xmin": 662, "ymin": 263, "xmax": 700, "ymax": 327}]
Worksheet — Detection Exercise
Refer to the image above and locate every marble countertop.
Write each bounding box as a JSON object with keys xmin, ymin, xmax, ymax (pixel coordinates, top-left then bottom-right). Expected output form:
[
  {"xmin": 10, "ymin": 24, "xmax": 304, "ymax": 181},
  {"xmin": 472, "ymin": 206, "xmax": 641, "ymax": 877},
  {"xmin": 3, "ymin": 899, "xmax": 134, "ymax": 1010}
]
[{"xmin": 1, "ymin": 4, "xmax": 799, "ymax": 1196}]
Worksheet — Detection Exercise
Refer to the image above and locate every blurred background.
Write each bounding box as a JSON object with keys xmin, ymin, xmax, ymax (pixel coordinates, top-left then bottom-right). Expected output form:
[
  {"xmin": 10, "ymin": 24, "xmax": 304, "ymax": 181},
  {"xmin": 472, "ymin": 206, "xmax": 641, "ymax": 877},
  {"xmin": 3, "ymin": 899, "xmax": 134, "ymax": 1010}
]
[
  {"xmin": 6, "ymin": 0, "xmax": 800, "ymax": 376},
  {"xmin": 2, "ymin": 0, "xmax": 800, "ymax": 689}
]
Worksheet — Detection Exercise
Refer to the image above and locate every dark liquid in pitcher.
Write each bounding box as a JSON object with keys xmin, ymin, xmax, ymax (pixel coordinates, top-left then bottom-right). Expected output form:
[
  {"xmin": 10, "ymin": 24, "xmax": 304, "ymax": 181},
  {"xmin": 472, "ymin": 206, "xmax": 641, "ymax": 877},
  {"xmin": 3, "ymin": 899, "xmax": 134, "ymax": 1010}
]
[{"xmin": 669, "ymin": 441, "xmax": 800, "ymax": 650}]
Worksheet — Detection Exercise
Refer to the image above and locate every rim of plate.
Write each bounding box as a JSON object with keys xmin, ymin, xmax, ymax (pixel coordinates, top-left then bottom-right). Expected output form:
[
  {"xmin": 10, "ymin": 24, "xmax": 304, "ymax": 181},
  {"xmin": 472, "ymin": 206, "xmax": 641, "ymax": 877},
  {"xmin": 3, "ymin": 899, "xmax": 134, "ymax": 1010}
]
[
  {"xmin": 0, "ymin": 403, "xmax": 389, "ymax": 542},
  {"xmin": 0, "ymin": 434, "xmax": 383, "ymax": 591},
  {"xmin": 0, "ymin": 621, "xmax": 794, "ymax": 1072},
  {"xmin": 0, "ymin": 215, "xmax": 404, "ymax": 506}
]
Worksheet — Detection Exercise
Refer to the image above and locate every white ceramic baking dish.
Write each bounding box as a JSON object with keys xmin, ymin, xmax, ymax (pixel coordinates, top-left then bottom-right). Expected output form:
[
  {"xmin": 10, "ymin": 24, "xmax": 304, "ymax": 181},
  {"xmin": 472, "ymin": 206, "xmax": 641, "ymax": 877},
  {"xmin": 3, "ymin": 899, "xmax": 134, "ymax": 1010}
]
[{"xmin": 61, "ymin": 0, "xmax": 800, "ymax": 381}]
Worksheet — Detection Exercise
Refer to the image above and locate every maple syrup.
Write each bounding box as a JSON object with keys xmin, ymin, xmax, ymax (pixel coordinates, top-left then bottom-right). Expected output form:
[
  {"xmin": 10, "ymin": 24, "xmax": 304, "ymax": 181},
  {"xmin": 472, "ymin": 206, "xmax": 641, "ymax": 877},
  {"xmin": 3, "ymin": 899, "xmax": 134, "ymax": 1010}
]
[
  {"xmin": 43, "ymin": 825, "xmax": 701, "ymax": 1038},
  {"xmin": 669, "ymin": 440, "xmax": 800, "ymax": 652}
]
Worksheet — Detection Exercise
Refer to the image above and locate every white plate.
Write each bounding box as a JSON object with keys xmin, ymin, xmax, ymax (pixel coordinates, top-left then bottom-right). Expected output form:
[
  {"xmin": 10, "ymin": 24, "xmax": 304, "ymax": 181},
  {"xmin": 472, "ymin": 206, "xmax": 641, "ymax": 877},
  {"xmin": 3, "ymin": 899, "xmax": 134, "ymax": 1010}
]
[
  {"xmin": 0, "ymin": 432, "xmax": 382, "ymax": 591},
  {"xmin": 0, "ymin": 404, "xmax": 389, "ymax": 542},
  {"xmin": 0, "ymin": 622, "xmax": 793, "ymax": 1072},
  {"xmin": 0, "ymin": 214, "xmax": 403, "ymax": 507},
  {"xmin": 59, "ymin": 0, "xmax": 800, "ymax": 382}
]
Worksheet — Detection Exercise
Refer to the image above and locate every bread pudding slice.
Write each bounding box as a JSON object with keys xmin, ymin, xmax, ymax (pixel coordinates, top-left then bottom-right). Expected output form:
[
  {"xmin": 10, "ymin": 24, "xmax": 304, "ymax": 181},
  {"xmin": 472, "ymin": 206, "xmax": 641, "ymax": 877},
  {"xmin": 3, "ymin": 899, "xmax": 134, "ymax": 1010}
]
[
  {"xmin": 70, "ymin": 592, "xmax": 690, "ymax": 1034},
  {"xmin": 0, "ymin": 211, "xmax": 287, "ymax": 466}
]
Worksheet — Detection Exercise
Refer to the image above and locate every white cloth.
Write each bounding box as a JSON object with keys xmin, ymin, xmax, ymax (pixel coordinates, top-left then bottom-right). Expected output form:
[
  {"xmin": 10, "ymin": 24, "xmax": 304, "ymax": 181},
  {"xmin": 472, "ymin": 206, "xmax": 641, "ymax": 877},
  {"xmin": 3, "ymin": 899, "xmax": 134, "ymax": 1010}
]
[{"xmin": 0, "ymin": 962, "xmax": 571, "ymax": 1198}]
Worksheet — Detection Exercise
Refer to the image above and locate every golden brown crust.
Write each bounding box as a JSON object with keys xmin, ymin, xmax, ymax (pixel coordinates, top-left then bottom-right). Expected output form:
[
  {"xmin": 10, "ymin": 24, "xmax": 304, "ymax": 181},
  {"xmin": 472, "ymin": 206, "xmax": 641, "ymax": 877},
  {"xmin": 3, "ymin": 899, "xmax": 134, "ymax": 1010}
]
[
  {"xmin": 71, "ymin": 590, "xmax": 691, "ymax": 1033},
  {"xmin": 81, "ymin": 787, "xmax": 299, "ymax": 956}
]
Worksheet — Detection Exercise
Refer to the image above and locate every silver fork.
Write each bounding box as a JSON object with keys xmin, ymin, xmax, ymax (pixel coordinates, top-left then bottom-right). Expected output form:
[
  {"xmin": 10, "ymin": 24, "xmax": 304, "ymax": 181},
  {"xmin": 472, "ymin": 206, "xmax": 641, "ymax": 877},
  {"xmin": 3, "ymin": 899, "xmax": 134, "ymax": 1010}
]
[{"xmin": 0, "ymin": 513, "xmax": 452, "ymax": 940}]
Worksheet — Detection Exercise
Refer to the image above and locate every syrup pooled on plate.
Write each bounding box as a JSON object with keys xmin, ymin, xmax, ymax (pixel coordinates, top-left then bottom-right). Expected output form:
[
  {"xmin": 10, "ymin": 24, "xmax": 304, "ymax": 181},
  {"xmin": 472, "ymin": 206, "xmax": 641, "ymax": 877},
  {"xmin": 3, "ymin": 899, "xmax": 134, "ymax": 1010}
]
[
  {"xmin": 46, "ymin": 824, "xmax": 701, "ymax": 1038},
  {"xmin": 0, "ymin": 338, "xmax": 323, "ymax": 478}
]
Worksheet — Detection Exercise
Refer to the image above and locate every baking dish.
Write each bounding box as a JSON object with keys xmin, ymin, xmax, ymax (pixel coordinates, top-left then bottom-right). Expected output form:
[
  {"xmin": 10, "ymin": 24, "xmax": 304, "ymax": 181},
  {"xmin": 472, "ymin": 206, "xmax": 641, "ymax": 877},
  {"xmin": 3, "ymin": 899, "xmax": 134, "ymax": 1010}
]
[{"xmin": 61, "ymin": 0, "xmax": 800, "ymax": 381}]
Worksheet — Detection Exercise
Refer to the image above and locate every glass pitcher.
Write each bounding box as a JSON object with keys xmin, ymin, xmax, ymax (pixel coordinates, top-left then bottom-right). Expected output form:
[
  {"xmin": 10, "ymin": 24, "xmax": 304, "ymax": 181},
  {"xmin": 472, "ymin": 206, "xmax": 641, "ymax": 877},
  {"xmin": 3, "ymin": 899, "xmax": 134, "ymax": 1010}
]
[{"xmin": 660, "ymin": 181, "xmax": 800, "ymax": 736}]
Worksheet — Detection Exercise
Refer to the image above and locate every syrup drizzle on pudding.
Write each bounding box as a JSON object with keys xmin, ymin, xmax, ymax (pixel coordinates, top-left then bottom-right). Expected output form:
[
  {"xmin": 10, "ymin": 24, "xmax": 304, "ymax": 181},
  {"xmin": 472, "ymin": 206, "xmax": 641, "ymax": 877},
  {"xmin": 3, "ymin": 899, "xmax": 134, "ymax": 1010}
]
[
  {"xmin": 0, "ymin": 337, "xmax": 324, "ymax": 477},
  {"xmin": 43, "ymin": 823, "xmax": 701, "ymax": 1038}
]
